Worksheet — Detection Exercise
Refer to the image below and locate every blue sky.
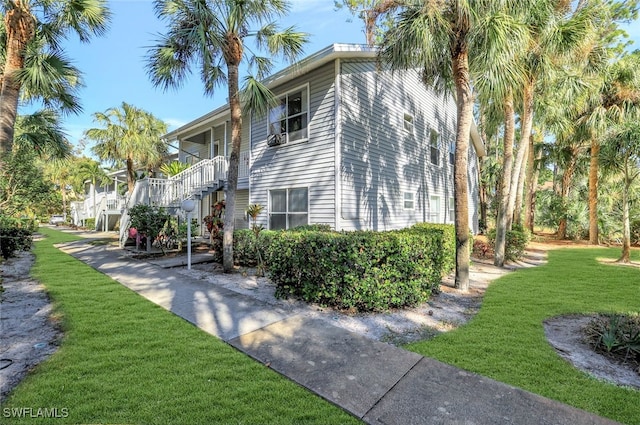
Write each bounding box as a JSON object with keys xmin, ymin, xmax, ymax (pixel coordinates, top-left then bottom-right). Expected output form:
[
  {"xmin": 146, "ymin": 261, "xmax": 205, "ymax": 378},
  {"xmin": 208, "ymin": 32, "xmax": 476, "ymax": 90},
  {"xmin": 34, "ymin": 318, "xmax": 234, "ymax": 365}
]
[
  {"xmin": 24, "ymin": 0, "xmax": 367, "ymax": 154},
  {"xmin": 19, "ymin": 0, "xmax": 640, "ymax": 156}
]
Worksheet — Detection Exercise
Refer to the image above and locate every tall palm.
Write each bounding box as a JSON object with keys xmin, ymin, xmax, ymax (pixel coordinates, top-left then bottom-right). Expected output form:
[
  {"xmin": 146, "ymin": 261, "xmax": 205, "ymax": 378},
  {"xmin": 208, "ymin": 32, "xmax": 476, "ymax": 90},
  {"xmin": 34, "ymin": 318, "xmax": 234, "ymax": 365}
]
[
  {"xmin": 583, "ymin": 50, "xmax": 640, "ymax": 244},
  {"xmin": 0, "ymin": 0, "xmax": 110, "ymax": 155},
  {"xmin": 43, "ymin": 158, "xmax": 75, "ymax": 220},
  {"xmin": 85, "ymin": 102, "xmax": 168, "ymax": 193},
  {"xmin": 379, "ymin": 0, "xmax": 528, "ymax": 289},
  {"xmin": 509, "ymin": 0, "xmax": 596, "ymax": 232},
  {"xmin": 600, "ymin": 118, "xmax": 640, "ymax": 263},
  {"xmin": 76, "ymin": 158, "xmax": 110, "ymax": 219},
  {"xmin": 146, "ymin": 0, "xmax": 308, "ymax": 272}
]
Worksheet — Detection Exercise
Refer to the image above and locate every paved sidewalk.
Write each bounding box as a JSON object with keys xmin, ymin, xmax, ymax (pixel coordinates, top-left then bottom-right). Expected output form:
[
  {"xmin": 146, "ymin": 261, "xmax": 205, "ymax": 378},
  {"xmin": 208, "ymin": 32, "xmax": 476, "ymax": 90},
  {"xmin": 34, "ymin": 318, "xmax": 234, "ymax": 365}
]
[{"xmin": 57, "ymin": 238, "xmax": 621, "ymax": 425}]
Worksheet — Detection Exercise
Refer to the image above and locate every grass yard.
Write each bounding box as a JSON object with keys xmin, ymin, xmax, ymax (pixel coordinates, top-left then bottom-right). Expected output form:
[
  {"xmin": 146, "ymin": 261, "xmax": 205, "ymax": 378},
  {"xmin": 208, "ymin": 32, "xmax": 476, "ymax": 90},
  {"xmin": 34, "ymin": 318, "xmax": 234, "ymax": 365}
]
[
  {"xmin": 406, "ymin": 247, "xmax": 640, "ymax": 425},
  {"xmin": 2, "ymin": 228, "xmax": 359, "ymax": 424}
]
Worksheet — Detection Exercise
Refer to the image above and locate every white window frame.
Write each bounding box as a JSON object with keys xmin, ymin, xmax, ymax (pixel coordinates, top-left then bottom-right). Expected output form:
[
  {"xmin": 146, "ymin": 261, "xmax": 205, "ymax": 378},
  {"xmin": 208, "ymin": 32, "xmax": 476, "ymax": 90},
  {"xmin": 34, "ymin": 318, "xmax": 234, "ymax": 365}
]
[
  {"xmin": 429, "ymin": 195, "xmax": 441, "ymax": 223},
  {"xmin": 403, "ymin": 191, "xmax": 415, "ymax": 210},
  {"xmin": 268, "ymin": 187, "xmax": 309, "ymax": 230},
  {"xmin": 449, "ymin": 140, "xmax": 455, "ymax": 165},
  {"xmin": 403, "ymin": 112, "xmax": 414, "ymax": 134},
  {"xmin": 448, "ymin": 197, "xmax": 455, "ymax": 223},
  {"xmin": 267, "ymin": 84, "xmax": 310, "ymax": 145},
  {"xmin": 430, "ymin": 129, "xmax": 440, "ymax": 166}
]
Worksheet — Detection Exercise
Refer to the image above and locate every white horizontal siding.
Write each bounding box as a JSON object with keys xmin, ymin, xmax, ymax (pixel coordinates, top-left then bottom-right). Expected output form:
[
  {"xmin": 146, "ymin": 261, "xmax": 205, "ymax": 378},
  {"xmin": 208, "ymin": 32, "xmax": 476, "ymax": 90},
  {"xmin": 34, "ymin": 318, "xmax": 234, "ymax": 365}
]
[
  {"xmin": 250, "ymin": 62, "xmax": 336, "ymax": 229},
  {"xmin": 339, "ymin": 60, "xmax": 460, "ymax": 231}
]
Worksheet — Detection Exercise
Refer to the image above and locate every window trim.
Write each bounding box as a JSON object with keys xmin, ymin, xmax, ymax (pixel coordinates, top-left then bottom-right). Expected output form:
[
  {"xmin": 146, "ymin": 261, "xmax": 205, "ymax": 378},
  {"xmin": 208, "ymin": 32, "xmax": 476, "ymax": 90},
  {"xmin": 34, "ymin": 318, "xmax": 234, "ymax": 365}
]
[
  {"xmin": 449, "ymin": 140, "xmax": 455, "ymax": 165},
  {"xmin": 403, "ymin": 112, "xmax": 414, "ymax": 134},
  {"xmin": 268, "ymin": 186, "xmax": 310, "ymax": 230},
  {"xmin": 267, "ymin": 83, "xmax": 310, "ymax": 147},
  {"xmin": 430, "ymin": 129, "xmax": 440, "ymax": 166},
  {"xmin": 429, "ymin": 195, "xmax": 441, "ymax": 223},
  {"xmin": 448, "ymin": 197, "xmax": 455, "ymax": 223},
  {"xmin": 403, "ymin": 191, "xmax": 415, "ymax": 210}
]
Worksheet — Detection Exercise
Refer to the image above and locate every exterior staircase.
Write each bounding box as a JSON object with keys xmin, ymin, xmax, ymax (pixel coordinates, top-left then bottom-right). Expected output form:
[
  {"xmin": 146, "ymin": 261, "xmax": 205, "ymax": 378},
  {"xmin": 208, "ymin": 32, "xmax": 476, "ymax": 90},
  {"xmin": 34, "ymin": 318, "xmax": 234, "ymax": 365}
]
[{"xmin": 119, "ymin": 157, "xmax": 228, "ymax": 247}]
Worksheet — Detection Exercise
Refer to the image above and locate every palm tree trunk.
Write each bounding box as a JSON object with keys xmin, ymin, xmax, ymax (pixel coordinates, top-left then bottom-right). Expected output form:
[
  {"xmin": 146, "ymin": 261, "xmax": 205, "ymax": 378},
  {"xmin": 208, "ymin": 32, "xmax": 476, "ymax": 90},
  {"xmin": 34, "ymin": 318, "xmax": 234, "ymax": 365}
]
[
  {"xmin": 619, "ymin": 179, "xmax": 631, "ymax": 263},
  {"xmin": 126, "ymin": 158, "xmax": 136, "ymax": 193},
  {"xmin": 222, "ymin": 37, "xmax": 243, "ymax": 273},
  {"xmin": 557, "ymin": 154, "xmax": 576, "ymax": 240},
  {"xmin": 588, "ymin": 138, "xmax": 599, "ymax": 245},
  {"xmin": 513, "ymin": 141, "xmax": 529, "ymax": 227},
  {"xmin": 524, "ymin": 132, "xmax": 540, "ymax": 232},
  {"xmin": 510, "ymin": 84, "xmax": 534, "ymax": 228},
  {"xmin": 494, "ymin": 91, "xmax": 516, "ymax": 267},
  {"xmin": 452, "ymin": 49, "xmax": 473, "ymax": 291},
  {"xmin": 0, "ymin": 5, "xmax": 35, "ymax": 155}
]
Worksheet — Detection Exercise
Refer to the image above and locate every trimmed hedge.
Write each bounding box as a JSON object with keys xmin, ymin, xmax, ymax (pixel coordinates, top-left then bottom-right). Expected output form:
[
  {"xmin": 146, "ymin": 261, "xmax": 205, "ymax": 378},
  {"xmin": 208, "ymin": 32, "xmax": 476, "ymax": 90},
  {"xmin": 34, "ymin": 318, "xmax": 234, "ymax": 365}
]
[
  {"xmin": 212, "ymin": 224, "xmax": 455, "ymax": 312},
  {"xmin": 265, "ymin": 224, "xmax": 455, "ymax": 312},
  {"xmin": 0, "ymin": 217, "xmax": 35, "ymax": 259}
]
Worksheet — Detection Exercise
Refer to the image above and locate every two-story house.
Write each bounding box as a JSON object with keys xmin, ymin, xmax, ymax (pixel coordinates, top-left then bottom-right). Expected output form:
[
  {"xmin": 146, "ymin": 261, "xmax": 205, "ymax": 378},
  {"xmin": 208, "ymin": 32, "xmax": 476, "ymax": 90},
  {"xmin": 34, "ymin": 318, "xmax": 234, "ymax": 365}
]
[{"xmin": 120, "ymin": 44, "xmax": 484, "ymax": 244}]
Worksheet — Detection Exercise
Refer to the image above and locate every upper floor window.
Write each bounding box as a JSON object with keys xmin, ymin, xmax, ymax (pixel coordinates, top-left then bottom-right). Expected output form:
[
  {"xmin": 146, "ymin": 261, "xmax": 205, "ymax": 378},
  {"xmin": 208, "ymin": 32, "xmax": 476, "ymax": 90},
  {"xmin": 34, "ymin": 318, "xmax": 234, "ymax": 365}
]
[
  {"xmin": 268, "ymin": 87, "xmax": 309, "ymax": 146},
  {"xmin": 403, "ymin": 113, "xmax": 414, "ymax": 134},
  {"xmin": 449, "ymin": 141, "xmax": 455, "ymax": 165},
  {"xmin": 430, "ymin": 129, "xmax": 440, "ymax": 166}
]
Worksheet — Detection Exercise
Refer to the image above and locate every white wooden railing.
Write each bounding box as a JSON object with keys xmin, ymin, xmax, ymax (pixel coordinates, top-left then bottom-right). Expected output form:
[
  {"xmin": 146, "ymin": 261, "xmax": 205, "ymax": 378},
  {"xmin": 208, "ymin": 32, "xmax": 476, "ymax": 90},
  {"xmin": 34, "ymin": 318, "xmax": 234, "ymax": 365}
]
[{"xmin": 119, "ymin": 154, "xmax": 246, "ymax": 247}]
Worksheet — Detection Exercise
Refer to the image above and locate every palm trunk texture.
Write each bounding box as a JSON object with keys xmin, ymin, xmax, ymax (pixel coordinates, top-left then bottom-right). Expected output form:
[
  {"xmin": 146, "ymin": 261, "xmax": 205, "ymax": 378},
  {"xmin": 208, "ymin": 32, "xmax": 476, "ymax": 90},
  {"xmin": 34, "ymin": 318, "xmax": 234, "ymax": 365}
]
[{"xmin": 453, "ymin": 50, "xmax": 472, "ymax": 291}]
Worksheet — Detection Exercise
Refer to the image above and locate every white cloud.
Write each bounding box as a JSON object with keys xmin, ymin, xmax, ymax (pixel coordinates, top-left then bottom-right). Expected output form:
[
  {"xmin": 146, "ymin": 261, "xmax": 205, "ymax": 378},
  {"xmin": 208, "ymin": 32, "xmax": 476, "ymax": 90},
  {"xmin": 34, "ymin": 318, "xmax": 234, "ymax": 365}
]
[{"xmin": 164, "ymin": 118, "xmax": 187, "ymax": 130}]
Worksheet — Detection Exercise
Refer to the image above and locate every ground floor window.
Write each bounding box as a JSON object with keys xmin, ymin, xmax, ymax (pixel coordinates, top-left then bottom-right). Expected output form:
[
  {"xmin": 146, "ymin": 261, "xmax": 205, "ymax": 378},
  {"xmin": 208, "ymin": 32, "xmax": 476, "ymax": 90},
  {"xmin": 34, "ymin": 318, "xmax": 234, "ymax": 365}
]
[
  {"xmin": 448, "ymin": 197, "xmax": 455, "ymax": 222},
  {"xmin": 269, "ymin": 187, "xmax": 308, "ymax": 230},
  {"xmin": 429, "ymin": 195, "xmax": 441, "ymax": 223},
  {"xmin": 403, "ymin": 192, "xmax": 415, "ymax": 210}
]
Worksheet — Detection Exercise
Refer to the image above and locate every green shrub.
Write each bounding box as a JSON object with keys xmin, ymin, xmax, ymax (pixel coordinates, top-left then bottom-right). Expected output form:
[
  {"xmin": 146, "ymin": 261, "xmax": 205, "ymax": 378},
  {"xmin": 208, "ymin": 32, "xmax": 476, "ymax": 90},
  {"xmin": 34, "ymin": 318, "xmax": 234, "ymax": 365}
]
[
  {"xmin": 128, "ymin": 205, "xmax": 170, "ymax": 247},
  {"xmin": 264, "ymin": 225, "xmax": 454, "ymax": 312},
  {"xmin": 211, "ymin": 229, "xmax": 278, "ymax": 266},
  {"xmin": 85, "ymin": 218, "xmax": 96, "ymax": 229},
  {"xmin": 0, "ymin": 216, "xmax": 34, "ymax": 259},
  {"xmin": 487, "ymin": 225, "xmax": 531, "ymax": 262},
  {"xmin": 632, "ymin": 220, "xmax": 640, "ymax": 246},
  {"xmin": 585, "ymin": 313, "xmax": 640, "ymax": 362},
  {"xmin": 290, "ymin": 224, "xmax": 333, "ymax": 232},
  {"xmin": 406, "ymin": 223, "xmax": 456, "ymax": 275}
]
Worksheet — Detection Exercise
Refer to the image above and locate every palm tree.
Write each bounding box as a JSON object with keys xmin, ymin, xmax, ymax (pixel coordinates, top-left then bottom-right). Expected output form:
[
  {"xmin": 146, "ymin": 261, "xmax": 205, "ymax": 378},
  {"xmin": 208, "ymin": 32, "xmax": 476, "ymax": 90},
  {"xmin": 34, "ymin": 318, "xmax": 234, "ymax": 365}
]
[
  {"xmin": 600, "ymin": 119, "xmax": 640, "ymax": 263},
  {"xmin": 379, "ymin": 0, "xmax": 528, "ymax": 289},
  {"xmin": 509, "ymin": 1, "xmax": 597, "ymax": 229},
  {"xmin": 0, "ymin": 0, "xmax": 110, "ymax": 155},
  {"xmin": 76, "ymin": 158, "xmax": 110, "ymax": 219},
  {"xmin": 13, "ymin": 109, "xmax": 71, "ymax": 159},
  {"xmin": 85, "ymin": 102, "xmax": 168, "ymax": 193},
  {"xmin": 583, "ymin": 51, "xmax": 640, "ymax": 245},
  {"xmin": 145, "ymin": 0, "xmax": 308, "ymax": 272},
  {"xmin": 43, "ymin": 158, "xmax": 75, "ymax": 220}
]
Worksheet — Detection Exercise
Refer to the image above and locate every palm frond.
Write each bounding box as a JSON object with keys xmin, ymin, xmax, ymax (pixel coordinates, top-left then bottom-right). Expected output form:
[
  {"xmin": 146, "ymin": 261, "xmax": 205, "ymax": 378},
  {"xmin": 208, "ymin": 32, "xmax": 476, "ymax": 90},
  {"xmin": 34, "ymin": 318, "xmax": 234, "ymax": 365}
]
[{"xmin": 241, "ymin": 75, "xmax": 279, "ymax": 118}]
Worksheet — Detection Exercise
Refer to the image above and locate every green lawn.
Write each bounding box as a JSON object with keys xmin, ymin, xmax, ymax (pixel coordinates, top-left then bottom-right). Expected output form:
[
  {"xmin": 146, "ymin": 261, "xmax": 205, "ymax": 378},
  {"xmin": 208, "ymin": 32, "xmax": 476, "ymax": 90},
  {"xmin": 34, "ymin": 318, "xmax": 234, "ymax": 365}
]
[
  {"xmin": 406, "ymin": 247, "xmax": 640, "ymax": 425},
  {"xmin": 2, "ymin": 228, "xmax": 359, "ymax": 424}
]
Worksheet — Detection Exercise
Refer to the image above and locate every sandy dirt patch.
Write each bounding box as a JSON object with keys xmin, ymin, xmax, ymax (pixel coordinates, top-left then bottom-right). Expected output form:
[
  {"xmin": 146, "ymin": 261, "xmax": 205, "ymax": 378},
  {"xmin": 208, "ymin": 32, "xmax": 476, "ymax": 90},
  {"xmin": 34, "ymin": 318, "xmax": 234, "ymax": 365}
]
[{"xmin": 0, "ymin": 251, "xmax": 62, "ymax": 402}]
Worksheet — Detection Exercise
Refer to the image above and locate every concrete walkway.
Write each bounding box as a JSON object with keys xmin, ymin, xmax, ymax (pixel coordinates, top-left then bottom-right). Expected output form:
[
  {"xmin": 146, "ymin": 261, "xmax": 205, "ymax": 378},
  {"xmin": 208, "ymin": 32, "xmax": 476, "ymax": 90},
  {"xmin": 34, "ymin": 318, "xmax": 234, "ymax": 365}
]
[{"xmin": 57, "ymin": 238, "xmax": 621, "ymax": 425}]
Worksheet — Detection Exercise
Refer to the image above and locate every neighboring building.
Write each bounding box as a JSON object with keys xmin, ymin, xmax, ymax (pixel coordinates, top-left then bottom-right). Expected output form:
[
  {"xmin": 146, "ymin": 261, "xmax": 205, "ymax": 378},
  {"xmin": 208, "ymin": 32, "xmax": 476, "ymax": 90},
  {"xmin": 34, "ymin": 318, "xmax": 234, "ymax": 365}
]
[
  {"xmin": 70, "ymin": 169, "xmax": 127, "ymax": 230},
  {"xmin": 120, "ymin": 44, "xmax": 485, "ymax": 244}
]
